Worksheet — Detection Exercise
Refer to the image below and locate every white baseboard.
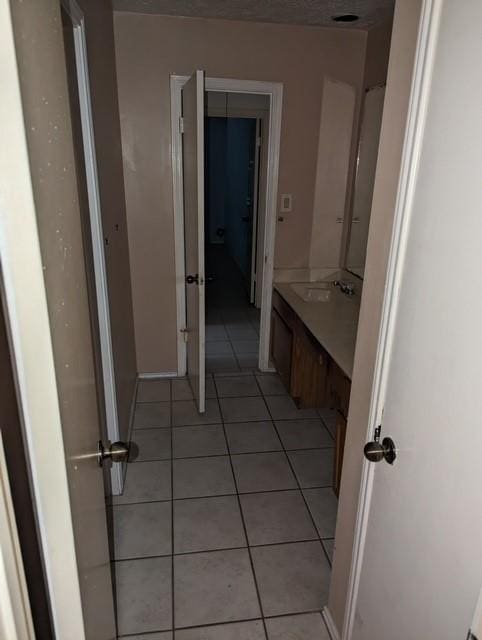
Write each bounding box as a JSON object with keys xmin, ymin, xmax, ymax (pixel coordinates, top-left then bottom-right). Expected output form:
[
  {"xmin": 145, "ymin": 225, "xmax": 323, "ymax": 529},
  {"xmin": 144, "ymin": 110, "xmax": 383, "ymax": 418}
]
[
  {"xmin": 138, "ymin": 371, "xmax": 178, "ymax": 380},
  {"xmin": 323, "ymin": 606, "xmax": 341, "ymax": 640}
]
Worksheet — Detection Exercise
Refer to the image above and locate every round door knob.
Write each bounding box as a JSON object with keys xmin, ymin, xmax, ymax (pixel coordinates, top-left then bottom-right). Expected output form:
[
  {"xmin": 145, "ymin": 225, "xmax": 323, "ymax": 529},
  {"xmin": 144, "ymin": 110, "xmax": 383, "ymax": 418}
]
[
  {"xmin": 97, "ymin": 440, "xmax": 130, "ymax": 466},
  {"xmin": 363, "ymin": 441, "xmax": 385, "ymax": 462},
  {"xmin": 364, "ymin": 437, "xmax": 397, "ymax": 465}
]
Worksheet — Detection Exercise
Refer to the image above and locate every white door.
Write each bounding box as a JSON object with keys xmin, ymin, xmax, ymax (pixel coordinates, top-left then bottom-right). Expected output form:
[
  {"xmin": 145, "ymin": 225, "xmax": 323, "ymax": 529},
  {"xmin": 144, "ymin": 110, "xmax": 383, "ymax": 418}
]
[
  {"xmin": 182, "ymin": 71, "xmax": 206, "ymax": 412},
  {"xmin": 1, "ymin": 1, "xmax": 116, "ymax": 637},
  {"xmin": 62, "ymin": 0, "xmax": 122, "ymax": 495},
  {"xmin": 351, "ymin": 2, "xmax": 482, "ymax": 639}
]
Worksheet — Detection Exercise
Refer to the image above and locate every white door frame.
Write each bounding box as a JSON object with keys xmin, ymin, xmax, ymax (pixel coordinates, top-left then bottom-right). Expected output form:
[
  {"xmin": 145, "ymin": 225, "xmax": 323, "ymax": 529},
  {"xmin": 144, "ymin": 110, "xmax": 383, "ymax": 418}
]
[
  {"xmin": 338, "ymin": 1, "xmax": 441, "ymax": 638},
  {"xmin": 250, "ymin": 118, "xmax": 262, "ymax": 305},
  {"xmin": 0, "ymin": 0, "xmax": 86, "ymax": 634},
  {"xmin": 171, "ymin": 75, "xmax": 283, "ymax": 374},
  {"xmin": 61, "ymin": 0, "xmax": 122, "ymax": 493},
  {"xmin": 0, "ymin": 433, "xmax": 35, "ymax": 640}
]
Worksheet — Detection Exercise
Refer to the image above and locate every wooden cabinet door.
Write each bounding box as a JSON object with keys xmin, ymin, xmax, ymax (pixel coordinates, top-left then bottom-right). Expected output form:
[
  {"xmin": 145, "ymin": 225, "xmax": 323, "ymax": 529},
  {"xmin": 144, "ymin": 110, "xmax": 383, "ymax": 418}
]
[
  {"xmin": 291, "ymin": 330, "xmax": 328, "ymax": 408},
  {"xmin": 326, "ymin": 360, "xmax": 351, "ymax": 417},
  {"xmin": 270, "ymin": 309, "xmax": 293, "ymax": 391},
  {"xmin": 333, "ymin": 412, "xmax": 347, "ymax": 497}
]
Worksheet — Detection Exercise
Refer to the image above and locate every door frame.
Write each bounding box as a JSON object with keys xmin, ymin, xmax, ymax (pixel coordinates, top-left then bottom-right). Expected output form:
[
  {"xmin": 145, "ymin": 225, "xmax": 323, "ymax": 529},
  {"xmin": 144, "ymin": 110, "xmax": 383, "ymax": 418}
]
[
  {"xmin": 0, "ymin": 0, "xmax": 86, "ymax": 634},
  {"xmin": 250, "ymin": 117, "xmax": 262, "ymax": 305},
  {"xmin": 0, "ymin": 433, "xmax": 35, "ymax": 640},
  {"xmin": 338, "ymin": 1, "xmax": 441, "ymax": 638},
  {"xmin": 171, "ymin": 75, "xmax": 283, "ymax": 374},
  {"xmin": 61, "ymin": 0, "xmax": 122, "ymax": 493}
]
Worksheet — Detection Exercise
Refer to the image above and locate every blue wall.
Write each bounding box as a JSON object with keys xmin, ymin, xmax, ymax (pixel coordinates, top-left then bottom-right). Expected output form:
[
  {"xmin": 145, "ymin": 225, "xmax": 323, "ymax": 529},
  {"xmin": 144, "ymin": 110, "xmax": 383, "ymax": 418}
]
[{"xmin": 205, "ymin": 117, "xmax": 256, "ymax": 281}]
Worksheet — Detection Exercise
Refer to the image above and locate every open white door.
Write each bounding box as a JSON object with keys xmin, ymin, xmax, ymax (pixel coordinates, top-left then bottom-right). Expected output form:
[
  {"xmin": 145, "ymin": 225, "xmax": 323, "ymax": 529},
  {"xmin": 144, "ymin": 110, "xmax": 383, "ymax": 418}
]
[
  {"xmin": 182, "ymin": 70, "xmax": 206, "ymax": 413},
  {"xmin": 347, "ymin": 2, "xmax": 482, "ymax": 639},
  {"xmin": 1, "ymin": 2, "xmax": 116, "ymax": 637}
]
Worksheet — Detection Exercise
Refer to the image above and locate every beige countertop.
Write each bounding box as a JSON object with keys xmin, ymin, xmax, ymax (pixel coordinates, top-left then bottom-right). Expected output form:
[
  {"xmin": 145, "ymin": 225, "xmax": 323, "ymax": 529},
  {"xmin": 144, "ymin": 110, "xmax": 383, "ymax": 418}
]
[{"xmin": 274, "ymin": 281, "xmax": 361, "ymax": 379}]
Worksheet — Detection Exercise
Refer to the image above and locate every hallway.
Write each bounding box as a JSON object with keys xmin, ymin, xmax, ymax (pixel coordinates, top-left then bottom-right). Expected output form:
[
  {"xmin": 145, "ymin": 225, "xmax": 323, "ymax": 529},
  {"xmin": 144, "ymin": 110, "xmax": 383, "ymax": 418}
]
[
  {"xmin": 205, "ymin": 245, "xmax": 260, "ymax": 374},
  {"xmin": 111, "ymin": 374, "xmax": 338, "ymax": 638}
]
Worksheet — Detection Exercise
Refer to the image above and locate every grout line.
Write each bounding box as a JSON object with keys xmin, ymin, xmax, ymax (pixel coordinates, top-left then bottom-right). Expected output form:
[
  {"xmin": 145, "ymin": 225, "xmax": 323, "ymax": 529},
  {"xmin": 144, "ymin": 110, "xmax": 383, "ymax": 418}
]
[
  {"xmin": 217, "ymin": 376, "xmax": 270, "ymax": 640},
  {"xmin": 109, "ymin": 483, "xmax": 335, "ymax": 509},
  {"xmin": 169, "ymin": 380, "xmax": 175, "ymax": 635},
  {"xmin": 116, "ymin": 607, "xmax": 327, "ymax": 638},
  {"xmin": 260, "ymin": 377, "xmax": 334, "ymax": 551},
  {"xmin": 130, "ymin": 446, "xmax": 334, "ymax": 465},
  {"xmin": 113, "ymin": 535, "xmax": 329, "ymax": 564}
]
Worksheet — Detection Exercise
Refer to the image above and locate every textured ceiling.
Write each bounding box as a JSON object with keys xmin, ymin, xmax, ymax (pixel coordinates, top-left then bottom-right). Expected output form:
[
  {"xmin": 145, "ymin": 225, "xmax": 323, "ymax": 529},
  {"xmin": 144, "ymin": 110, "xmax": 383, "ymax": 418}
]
[{"xmin": 113, "ymin": 0, "xmax": 395, "ymax": 29}]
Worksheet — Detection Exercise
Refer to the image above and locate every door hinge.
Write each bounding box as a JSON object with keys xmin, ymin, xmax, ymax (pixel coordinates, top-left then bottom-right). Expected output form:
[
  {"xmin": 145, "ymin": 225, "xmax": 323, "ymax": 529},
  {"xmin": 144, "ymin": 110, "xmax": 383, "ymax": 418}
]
[
  {"xmin": 256, "ymin": 136, "xmax": 262, "ymax": 148},
  {"xmin": 179, "ymin": 116, "xmax": 185, "ymax": 134},
  {"xmin": 374, "ymin": 425, "xmax": 382, "ymax": 442},
  {"xmin": 181, "ymin": 328, "xmax": 189, "ymax": 343}
]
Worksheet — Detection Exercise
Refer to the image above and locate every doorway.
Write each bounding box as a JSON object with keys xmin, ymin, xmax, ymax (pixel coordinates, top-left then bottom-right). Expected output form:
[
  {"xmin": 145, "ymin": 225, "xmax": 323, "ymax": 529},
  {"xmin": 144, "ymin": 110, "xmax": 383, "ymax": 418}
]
[
  {"xmin": 171, "ymin": 75, "xmax": 283, "ymax": 384},
  {"xmin": 204, "ymin": 94, "xmax": 268, "ymax": 374}
]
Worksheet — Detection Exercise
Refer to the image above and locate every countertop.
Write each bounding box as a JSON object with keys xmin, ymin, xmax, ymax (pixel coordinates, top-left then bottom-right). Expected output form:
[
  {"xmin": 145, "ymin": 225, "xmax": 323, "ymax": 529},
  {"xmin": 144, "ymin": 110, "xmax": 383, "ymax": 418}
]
[{"xmin": 274, "ymin": 281, "xmax": 361, "ymax": 379}]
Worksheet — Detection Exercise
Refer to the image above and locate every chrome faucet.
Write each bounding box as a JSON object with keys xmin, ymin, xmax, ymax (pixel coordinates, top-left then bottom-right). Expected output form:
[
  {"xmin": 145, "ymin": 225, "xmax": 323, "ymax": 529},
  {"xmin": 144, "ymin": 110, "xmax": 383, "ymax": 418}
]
[{"xmin": 333, "ymin": 280, "xmax": 356, "ymax": 296}]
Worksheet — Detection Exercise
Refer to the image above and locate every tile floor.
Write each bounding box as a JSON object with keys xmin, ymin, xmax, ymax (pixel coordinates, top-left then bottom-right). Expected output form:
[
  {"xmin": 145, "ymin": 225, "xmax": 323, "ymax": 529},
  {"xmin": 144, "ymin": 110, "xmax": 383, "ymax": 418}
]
[
  {"xmin": 112, "ymin": 374, "xmax": 338, "ymax": 639},
  {"xmin": 204, "ymin": 245, "xmax": 261, "ymax": 374}
]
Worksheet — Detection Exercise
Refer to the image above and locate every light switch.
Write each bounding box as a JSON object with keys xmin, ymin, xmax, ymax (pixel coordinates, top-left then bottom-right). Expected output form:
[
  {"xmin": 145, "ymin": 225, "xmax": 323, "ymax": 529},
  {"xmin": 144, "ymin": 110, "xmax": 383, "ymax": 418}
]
[{"xmin": 280, "ymin": 194, "xmax": 292, "ymax": 213}]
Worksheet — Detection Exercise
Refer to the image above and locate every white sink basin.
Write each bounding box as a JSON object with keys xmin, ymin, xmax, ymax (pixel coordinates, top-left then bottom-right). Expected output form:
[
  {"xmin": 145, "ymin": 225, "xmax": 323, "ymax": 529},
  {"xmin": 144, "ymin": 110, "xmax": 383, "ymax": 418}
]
[{"xmin": 290, "ymin": 282, "xmax": 332, "ymax": 302}]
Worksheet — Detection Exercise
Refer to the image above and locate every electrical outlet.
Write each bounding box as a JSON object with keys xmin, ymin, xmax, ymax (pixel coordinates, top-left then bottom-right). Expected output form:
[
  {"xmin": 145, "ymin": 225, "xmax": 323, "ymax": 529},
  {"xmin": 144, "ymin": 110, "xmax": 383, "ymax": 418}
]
[{"xmin": 280, "ymin": 194, "xmax": 292, "ymax": 213}]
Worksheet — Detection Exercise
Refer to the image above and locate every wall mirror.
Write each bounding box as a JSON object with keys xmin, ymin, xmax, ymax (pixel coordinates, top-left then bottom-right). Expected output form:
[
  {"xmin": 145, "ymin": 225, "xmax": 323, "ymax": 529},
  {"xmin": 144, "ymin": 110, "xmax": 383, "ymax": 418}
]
[{"xmin": 345, "ymin": 84, "xmax": 386, "ymax": 278}]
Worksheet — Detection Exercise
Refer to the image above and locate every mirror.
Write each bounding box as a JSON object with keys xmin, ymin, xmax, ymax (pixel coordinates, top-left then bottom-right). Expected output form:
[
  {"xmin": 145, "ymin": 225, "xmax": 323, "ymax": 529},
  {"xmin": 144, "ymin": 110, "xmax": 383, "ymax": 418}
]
[{"xmin": 345, "ymin": 85, "xmax": 386, "ymax": 278}]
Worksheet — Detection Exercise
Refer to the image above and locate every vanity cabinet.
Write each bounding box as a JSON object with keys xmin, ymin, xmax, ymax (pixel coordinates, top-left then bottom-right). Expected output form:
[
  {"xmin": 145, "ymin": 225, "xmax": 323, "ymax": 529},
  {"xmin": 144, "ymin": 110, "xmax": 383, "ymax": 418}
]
[
  {"xmin": 326, "ymin": 360, "xmax": 351, "ymax": 419},
  {"xmin": 270, "ymin": 288, "xmax": 352, "ymax": 495},
  {"xmin": 291, "ymin": 329, "xmax": 328, "ymax": 408},
  {"xmin": 270, "ymin": 308, "xmax": 293, "ymax": 391},
  {"xmin": 333, "ymin": 413, "xmax": 347, "ymax": 496},
  {"xmin": 271, "ymin": 290, "xmax": 328, "ymax": 407}
]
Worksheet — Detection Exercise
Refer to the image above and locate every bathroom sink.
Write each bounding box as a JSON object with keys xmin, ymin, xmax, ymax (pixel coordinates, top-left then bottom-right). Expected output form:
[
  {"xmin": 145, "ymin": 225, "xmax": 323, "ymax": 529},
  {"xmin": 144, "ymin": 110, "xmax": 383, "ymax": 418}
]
[{"xmin": 290, "ymin": 282, "xmax": 332, "ymax": 302}]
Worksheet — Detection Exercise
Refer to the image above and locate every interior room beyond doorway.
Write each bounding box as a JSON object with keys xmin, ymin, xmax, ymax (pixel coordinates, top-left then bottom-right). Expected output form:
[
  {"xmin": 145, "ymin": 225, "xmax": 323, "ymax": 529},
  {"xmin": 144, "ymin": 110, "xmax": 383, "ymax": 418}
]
[{"xmin": 204, "ymin": 91, "xmax": 269, "ymax": 374}]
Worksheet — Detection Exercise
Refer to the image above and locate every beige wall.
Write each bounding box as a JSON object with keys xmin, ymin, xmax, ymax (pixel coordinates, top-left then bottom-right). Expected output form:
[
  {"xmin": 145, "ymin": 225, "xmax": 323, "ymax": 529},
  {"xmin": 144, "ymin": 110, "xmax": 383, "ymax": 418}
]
[
  {"xmin": 363, "ymin": 19, "xmax": 394, "ymax": 89},
  {"xmin": 328, "ymin": 0, "xmax": 422, "ymax": 631},
  {"xmin": 77, "ymin": 0, "xmax": 137, "ymax": 441},
  {"xmin": 309, "ymin": 77, "xmax": 357, "ymax": 268},
  {"xmin": 113, "ymin": 13, "xmax": 368, "ymax": 373}
]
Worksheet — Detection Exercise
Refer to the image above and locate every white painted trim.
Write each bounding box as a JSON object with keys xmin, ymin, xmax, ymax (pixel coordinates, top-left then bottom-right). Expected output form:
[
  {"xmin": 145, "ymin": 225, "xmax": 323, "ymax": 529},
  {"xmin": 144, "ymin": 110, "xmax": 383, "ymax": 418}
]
[
  {"xmin": 0, "ymin": 433, "xmax": 35, "ymax": 640},
  {"xmin": 0, "ymin": 1, "xmax": 86, "ymax": 635},
  {"xmin": 171, "ymin": 75, "xmax": 188, "ymax": 377},
  {"xmin": 250, "ymin": 118, "xmax": 261, "ymax": 304},
  {"xmin": 341, "ymin": 2, "xmax": 442, "ymax": 638},
  {"xmin": 171, "ymin": 75, "xmax": 283, "ymax": 373},
  {"xmin": 138, "ymin": 371, "xmax": 179, "ymax": 380},
  {"xmin": 195, "ymin": 70, "xmax": 206, "ymax": 413},
  {"xmin": 323, "ymin": 606, "xmax": 341, "ymax": 640},
  {"xmin": 61, "ymin": 0, "xmax": 122, "ymax": 493}
]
